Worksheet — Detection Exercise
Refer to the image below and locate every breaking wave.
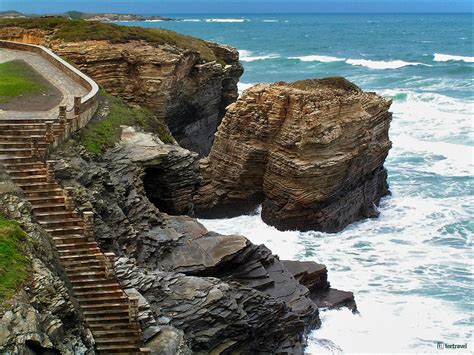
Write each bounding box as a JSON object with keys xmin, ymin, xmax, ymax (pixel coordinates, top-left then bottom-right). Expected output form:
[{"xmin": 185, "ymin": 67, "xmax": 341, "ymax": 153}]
[{"xmin": 433, "ymin": 53, "xmax": 474, "ymax": 63}]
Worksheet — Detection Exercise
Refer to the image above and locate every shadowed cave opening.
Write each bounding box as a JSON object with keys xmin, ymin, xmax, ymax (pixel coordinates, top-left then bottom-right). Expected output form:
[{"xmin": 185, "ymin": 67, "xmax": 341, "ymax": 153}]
[{"xmin": 142, "ymin": 166, "xmax": 195, "ymax": 216}]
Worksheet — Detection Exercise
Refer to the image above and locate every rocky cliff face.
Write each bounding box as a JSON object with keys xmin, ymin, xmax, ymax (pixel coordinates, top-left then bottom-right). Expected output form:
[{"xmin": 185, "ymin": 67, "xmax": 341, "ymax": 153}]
[
  {"xmin": 0, "ymin": 26, "xmax": 243, "ymax": 156},
  {"xmin": 49, "ymin": 127, "xmax": 355, "ymax": 353},
  {"xmin": 194, "ymin": 77, "xmax": 392, "ymax": 232}
]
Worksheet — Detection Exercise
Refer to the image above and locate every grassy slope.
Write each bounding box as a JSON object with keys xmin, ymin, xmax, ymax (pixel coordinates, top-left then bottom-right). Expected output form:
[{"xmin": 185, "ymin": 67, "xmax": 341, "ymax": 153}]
[
  {"xmin": 0, "ymin": 60, "xmax": 46, "ymax": 103},
  {"xmin": 0, "ymin": 217, "xmax": 31, "ymax": 303},
  {"xmin": 80, "ymin": 90, "xmax": 174, "ymax": 154},
  {"xmin": 0, "ymin": 17, "xmax": 221, "ymax": 62}
]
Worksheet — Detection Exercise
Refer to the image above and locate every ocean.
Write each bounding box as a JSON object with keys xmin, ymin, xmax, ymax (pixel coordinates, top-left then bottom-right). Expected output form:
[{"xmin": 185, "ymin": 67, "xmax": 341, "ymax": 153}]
[{"xmin": 122, "ymin": 14, "xmax": 473, "ymax": 353}]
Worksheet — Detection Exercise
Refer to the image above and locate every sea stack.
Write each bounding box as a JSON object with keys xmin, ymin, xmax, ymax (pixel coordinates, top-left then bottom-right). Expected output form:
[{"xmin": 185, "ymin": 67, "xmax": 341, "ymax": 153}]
[{"xmin": 194, "ymin": 77, "xmax": 392, "ymax": 232}]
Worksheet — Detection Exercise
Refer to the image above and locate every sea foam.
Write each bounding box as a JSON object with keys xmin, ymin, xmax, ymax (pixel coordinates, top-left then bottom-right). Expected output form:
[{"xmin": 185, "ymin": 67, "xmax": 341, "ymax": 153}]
[
  {"xmin": 206, "ymin": 18, "xmax": 246, "ymax": 23},
  {"xmin": 346, "ymin": 58, "xmax": 428, "ymax": 69},
  {"xmin": 289, "ymin": 55, "xmax": 345, "ymax": 63},
  {"xmin": 290, "ymin": 55, "xmax": 428, "ymax": 69},
  {"xmin": 433, "ymin": 53, "xmax": 474, "ymax": 63},
  {"xmin": 239, "ymin": 49, "xmax": 280, "ymax": 62},
  {"xmin": 237, "ymin": 82, "xmax": 255, "ymax": 95}
]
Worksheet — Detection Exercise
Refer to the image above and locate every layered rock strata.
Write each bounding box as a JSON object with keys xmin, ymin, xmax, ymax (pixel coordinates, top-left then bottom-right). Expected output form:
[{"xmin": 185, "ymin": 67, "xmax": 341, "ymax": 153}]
[
  {"xmin": 194, "ymin": 77, "xmax": 392, "ymax": 232},
  {"xmin": 49, "ymin": 127, "xmax": 355, "ymax": 353},
  {"xmin": 0, "ymin": 26, "xmax": 243, "ymax": 155}
]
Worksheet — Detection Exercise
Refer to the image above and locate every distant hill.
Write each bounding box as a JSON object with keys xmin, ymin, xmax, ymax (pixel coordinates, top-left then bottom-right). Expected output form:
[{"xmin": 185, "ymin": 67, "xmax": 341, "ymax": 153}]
[
  {"xmin": 0, "ymin": 10, "xmax": 174, "ymax": 22},
  {"xmin": 0, "ymin": 10, "xmax": 27, "ymax": 18}
]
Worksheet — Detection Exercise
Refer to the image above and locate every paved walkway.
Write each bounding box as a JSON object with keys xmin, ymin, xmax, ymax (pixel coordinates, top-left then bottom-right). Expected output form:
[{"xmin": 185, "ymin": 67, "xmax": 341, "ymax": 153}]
[{"xmin": 0, "ymin": 48, "xmax": 88, "ymax": 120}]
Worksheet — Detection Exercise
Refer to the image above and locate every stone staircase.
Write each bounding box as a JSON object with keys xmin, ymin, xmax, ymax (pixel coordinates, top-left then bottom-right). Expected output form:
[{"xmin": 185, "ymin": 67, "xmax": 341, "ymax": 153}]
[{"xmin": 1, "ymin": 115, "xmax": 149, "ymax": 354}]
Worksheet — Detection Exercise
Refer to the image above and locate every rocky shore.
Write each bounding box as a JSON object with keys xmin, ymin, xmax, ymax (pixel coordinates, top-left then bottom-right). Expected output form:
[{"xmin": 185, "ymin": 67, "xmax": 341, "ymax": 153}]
[
  {"xmin": 0, "ymin": 123, "xmax": 355, "ymax": 353},
  {"xmin": 0, "ymin": 18, "xmax": 396, "ymax": 354},
  {"xmin": 194, "ymin": 78, "xmax": 392, "ymax": 232}
]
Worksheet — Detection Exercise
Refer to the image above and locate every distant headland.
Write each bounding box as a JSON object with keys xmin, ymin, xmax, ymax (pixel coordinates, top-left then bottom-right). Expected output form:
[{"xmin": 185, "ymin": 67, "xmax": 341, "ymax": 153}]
[{"xmin": 0, "ymin": 10, "xmax": 175, "ymax": 22}]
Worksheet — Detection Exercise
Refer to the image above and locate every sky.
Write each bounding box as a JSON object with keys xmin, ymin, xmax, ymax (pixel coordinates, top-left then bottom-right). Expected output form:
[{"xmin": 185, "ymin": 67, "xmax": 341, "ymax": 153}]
[{"xmin": 1, "ymin": 0, "xmax": 473, "ymax": 14}]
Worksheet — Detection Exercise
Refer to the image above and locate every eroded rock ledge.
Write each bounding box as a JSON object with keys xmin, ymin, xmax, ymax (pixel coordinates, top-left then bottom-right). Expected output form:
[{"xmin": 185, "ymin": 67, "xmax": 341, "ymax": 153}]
[{"xmin": 194, "ymin": 77, "xmax": 392, "ymax": 232}]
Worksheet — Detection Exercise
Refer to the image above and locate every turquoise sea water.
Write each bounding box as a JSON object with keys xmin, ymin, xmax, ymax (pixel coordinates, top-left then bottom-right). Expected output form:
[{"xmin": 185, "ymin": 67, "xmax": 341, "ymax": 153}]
[{"xmin": 124, "ymin": 14, "xmax": 473, "ymax": 353}]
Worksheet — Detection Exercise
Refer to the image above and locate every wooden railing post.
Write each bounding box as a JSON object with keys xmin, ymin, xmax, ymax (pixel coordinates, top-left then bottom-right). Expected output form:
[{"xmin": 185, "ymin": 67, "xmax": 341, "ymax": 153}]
[
  {"xmin": 30, "ymin": 137, "xmax": 39, "ymax": 158},
  {"xmin": 66, "ymin": 117, "xmax": 74, "ymax": 136},
  {"xmin": 58, "ymin": 105, "xmax": 67, "ymax": 142},
  {"xmin": 129, "ymin": 297, "xmax": 139, "ymax": 324},
  {"xmin": 74, "ymin": 96, "xmax": 81, "ymax": 115},
  {"xmin": 46, "ymin": 160, "xmax": 55, "ymax": 183},
  {"xmin": 64, "ymin": 187, "xmax": 75, "ymax": 210},
  {"xmin": 45, "ymin": 121, "xmax": 55, "ymax": 143},
  {"xmin": 83, "ymin": 211, "xmax": 94, "ymax": 240},
  {"xmin": 103, "ymin": 252, "xmax": 115, "ymax": 279}
]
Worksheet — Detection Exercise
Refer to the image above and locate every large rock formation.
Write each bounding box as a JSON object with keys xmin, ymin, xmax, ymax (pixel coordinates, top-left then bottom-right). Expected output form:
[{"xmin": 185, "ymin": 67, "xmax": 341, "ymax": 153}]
[
  {"xmin": 194, "ymin": 77, "xmax": 392, "ymax": 232},
  {"xmin": 48, "ymin": 126, "xmax": 355, "ymax": 353},
  {"xmin": 0, "ymin": 24, "xmax": 243, "ymax": 155}
]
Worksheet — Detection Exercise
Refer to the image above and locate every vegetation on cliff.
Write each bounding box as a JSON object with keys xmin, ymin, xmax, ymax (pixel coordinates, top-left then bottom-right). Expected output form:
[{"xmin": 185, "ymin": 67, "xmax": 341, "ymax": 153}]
[
  {"xmin": 80, "ymin": 90, "xmax": 174, "ymax": 154},
  {"xmin": 0, "ymin": 217, "xmax": 31, "ymax": 302},
  {"xmin": 0, "ymin": 17, "xmax": 221, "ymax": 62},
  {"xmin": 0, "ymin": 60, "xmax": 46, "ymax": 103}
]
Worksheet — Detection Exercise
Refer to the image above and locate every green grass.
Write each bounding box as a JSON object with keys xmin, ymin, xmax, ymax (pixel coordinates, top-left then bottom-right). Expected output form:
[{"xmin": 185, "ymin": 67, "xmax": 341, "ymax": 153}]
[
  {"xmin": 291, "ymin": 77, "xmax": 361, "ymax": 92},
  {"xmin": 80, "ymin": 90, "xmax": 174, "ymax": 154},
  {"xmin": 0, "ymin": 217, "xmax": 31, "ymax": 303},
  {"xmin": 0, "ymin": 60, "xmax": 46, "ymax": 103},
  {"xmin": 0, "ymin": 17, "xmax": 222, "ymax": 62}
]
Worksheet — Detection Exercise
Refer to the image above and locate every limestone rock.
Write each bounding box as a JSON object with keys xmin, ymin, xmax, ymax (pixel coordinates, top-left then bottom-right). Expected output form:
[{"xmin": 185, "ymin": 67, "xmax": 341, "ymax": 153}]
[
  {"xmin": 0, "ymin": 27, "xmax": 243, "ymax": 155},
  {"xmin": 194, "ymin": 77, "xmax": 392, "ymax": 232}
]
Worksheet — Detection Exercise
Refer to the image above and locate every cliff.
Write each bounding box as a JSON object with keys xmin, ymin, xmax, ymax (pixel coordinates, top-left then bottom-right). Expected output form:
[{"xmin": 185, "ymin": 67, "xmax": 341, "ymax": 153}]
[
  {"xmin": 194, "ymin": 78, "xmax": 392, "ymax": 232},
  {"xmin": 44, "ymin": 124, "xmax": 355, "ymax": 353},
  {"xmin": 0, "ymin": 18, "xmax": 243, "ymax": 155}
]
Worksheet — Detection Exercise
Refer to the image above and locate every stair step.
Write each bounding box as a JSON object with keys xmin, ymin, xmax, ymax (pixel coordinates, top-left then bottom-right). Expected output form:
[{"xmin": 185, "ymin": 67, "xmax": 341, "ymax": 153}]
[
  {"xmin": 48, "ymin": 226, "xmax": 85, "ymax": 236},
  {"xmin": 78, "ymin": 295, "xmax": 127, "ymax": 303},
  {"xmin": 19, "ymin": 182, "xmax": 58, "ymax": 190},
  {"xmin": 83, "ymin": 308, "xmax": 130, "ymax": 316},
  {"xmin": 0, "ymin": 142, "xmax": 48, "ymax": 149},
  {"xmin": 56, "ymin": 241, "xmax": 97, "ymax": 249},
  {"xmin": 95, "ymin": 345, "xmax": 142, "ymax": 353},
  {"xmin": 28, "ymin": 196, "xmax": 65, "ymax": 204},
  {"xmin": 0, "ymin": 134, "xmax": 43, "ymax": 142},
  {"xmin": 73, "ymin": 282, "xmax": 121, "ymax": 291},
  {"xmin": 39, "ymin": 218, "xmax": 83, "ymax": 227},
  {"xmin": 32, "ymin": 204, "xmax": 69, "ymax": 213},
  {"xmin": 5, "ymin": 161, "xmax": 44, "ymax": 169},
  {"xmin": 76, "ymin": 288, "xmax": 124, "ymax": 296},
  {"xmin": 93, "ymin": 330, "xmax": 139, "ymax": 339},
  {"xmin": 62, "ymin": 259, "xmax": 101, "ymax": 269},
  {"xmin": 59, "ymin": 252, "xmax": 102, "ymax": 260},
  {"xmin": 0, "ymin": 156, "xmax": 37, "ymax": 164},
  {"xmin": 93, "ymin": 336, "xmax": 138, "ymax": 343},
  {"xmin": 68, "ymin": 270, "xmax": 107, "ymax": 278},
  {"xmin": 35, "ymin": 211, "xmax": 80, "ymax": 220},
  {"xmin": 53, "ymin": 236, "xmax": 93, "ymax": 245},
  {"xmin": 11, "ymin": 174, "xmax": 48, "ymax": 181},
  {"xmin": 86, "ymin": 314, "xmax": 130, "ymax": 322},
  {"xmin": 7, "ymin": 169, "xmax": 47, "ymax": 177}
]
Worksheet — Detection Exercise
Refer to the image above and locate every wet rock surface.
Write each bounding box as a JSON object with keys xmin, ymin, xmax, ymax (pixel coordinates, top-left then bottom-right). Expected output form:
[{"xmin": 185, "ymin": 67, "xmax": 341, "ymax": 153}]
[{"xmin": 194, "ymin": 77, "xmax": 392, "ymax": 232}]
